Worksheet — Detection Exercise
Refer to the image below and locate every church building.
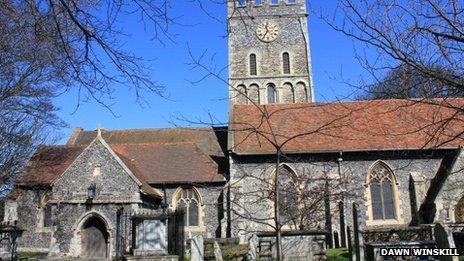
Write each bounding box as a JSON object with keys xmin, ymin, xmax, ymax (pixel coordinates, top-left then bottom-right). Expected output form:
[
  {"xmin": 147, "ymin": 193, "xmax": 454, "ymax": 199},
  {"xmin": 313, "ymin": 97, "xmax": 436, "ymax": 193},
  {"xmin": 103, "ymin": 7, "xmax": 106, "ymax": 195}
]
[{"xmin": 5, "ymin": 0, "xmax": 464, "ymax": 259}]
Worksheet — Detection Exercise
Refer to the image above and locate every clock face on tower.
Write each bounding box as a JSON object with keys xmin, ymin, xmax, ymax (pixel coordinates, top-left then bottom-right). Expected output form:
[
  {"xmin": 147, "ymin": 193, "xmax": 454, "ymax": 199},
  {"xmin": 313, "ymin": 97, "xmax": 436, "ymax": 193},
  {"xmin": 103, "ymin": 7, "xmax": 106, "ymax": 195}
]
[{"xmin": 256, "ymin": 21, "xmax": 279, "ymax": 43}]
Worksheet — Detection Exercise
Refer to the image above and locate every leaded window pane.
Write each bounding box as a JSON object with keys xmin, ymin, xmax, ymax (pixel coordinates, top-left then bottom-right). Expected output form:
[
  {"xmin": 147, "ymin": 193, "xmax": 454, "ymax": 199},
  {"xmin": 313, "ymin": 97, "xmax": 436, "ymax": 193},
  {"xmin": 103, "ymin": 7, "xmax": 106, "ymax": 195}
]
[
  {"xmin": 277, "ymin": 167, "xmax": 298, "ymax": 224},
  {"xmin": 188, "ymin": 200, "xmax": 199, "ymax": 226},
  {"xmin": 370, "ymin": 182, "xmax": 383, "ymax": 220},
  {"xmin": 382, "ymin": 179, "xmax": 396, "ymax": 219},
  {"xmin": 283, "ymin": 52, "xmax": 290, "ymax": 74},
  {"xmin": 250, "ymin": 54, "xmax": 257, "ymax": 75},
  {"xmin": 267, "ymin": 84, "xmax": 276, "ymax": 103},
  {"xmin": 43, "ymin": 204, "xmax": 52, "ymax": 227}
]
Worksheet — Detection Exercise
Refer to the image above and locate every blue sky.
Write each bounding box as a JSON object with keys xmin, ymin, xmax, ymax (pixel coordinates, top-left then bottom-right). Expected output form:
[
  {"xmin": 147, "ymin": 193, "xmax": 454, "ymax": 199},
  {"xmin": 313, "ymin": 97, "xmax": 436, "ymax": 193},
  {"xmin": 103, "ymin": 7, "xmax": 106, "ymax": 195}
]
[{"xmin": 53, "ymin": 1, "xmax": 371, "ymax": 143}]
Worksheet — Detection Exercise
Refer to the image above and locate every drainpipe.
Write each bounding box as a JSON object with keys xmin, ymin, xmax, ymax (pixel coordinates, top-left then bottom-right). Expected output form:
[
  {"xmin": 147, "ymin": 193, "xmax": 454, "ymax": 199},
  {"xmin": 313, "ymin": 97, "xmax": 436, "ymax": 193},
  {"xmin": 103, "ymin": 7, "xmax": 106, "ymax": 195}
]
[{"xmin": 337, "ymin": 151, "xmax": 347, "ymax": 248}]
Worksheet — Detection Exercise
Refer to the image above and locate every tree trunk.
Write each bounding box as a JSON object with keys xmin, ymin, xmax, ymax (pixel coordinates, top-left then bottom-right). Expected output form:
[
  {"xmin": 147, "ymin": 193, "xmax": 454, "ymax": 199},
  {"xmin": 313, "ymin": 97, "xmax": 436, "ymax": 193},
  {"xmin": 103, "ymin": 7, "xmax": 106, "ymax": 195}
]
[{"xmin": 274, "ymin": 150, "xmax": 283, "ymax": 260}]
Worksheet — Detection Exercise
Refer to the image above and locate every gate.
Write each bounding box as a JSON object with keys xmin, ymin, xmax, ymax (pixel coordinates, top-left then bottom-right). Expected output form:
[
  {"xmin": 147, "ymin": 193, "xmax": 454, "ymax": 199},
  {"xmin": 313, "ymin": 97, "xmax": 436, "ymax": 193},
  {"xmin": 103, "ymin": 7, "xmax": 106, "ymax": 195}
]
[{"xmin": 130, "ymin": 209, "xmax": 184, "ymax": 259}]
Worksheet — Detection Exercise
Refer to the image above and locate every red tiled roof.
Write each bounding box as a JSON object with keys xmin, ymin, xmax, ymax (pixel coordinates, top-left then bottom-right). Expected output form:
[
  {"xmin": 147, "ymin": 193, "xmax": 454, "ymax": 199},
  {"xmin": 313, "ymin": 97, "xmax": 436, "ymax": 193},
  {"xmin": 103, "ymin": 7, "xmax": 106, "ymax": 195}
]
[
  {"xmin": 69, "ymin": 127, "xmax": 227, "ymax": 157},
  {"xmin": 231, "ymin": 99, "xmax": 464, "ymax": 154},
  {"xmin": 111, "ymin": 142, "xmax": 224, "ymax": 184},
  {"xmin": 17, "ymin": 146, "xmax": 85, "ymax": 186}
]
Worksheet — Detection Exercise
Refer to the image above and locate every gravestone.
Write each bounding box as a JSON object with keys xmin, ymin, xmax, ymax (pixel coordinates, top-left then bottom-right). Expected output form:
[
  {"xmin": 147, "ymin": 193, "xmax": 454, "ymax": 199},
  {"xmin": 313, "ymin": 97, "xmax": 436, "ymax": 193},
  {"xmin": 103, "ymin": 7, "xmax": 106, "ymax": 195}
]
[
  {"xmin": 247, "ymin": 234, "xmax": 259, "ymax": 260},
  {"xmin": 190, "ymin": 235, "xmax": 204, "ymax": 261},
  {"xmin": 339, "ymin": 201, "xmax": 346, "ymax": 248},
  {"xmin": 213, "ymin": 241, "xmax": 223, "ymax": 261}
]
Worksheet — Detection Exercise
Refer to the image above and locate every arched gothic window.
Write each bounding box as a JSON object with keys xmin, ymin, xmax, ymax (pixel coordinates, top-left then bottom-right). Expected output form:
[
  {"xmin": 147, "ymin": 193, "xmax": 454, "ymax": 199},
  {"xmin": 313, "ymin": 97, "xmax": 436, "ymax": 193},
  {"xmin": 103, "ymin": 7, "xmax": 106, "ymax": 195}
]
[
  {"xmin": 267, "ymin": 83, "xmax": 277, "ymax": 104},
  {"xmin": 369, "ymin": 162, "xmax": 397, "ymax": 220},
  {"xmin": 249, "ymin": 54, "xmax": 257, "ymax": 76},
  {"xmin": 283, "ymin": 52, "xmax": 290, "ymax": 74},
  {"xmin": 173, "ymin": 187, "xmax": 201, "ymax": 227},
  {"xmin": 275, "ymin": 165, "xmax": 299, "ymax": 225},
  {"xmin": 39, "ymin": 194, "xmax": 52, "ymax": 228}
]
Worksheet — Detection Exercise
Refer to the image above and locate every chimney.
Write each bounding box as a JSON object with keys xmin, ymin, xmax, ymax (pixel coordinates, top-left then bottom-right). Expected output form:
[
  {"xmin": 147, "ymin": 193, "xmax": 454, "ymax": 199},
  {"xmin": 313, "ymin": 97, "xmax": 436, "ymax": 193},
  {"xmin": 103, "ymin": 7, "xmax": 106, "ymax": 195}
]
[{"xmin": 66, "ymin": 127, "xmax": 84, "ymax": 146}]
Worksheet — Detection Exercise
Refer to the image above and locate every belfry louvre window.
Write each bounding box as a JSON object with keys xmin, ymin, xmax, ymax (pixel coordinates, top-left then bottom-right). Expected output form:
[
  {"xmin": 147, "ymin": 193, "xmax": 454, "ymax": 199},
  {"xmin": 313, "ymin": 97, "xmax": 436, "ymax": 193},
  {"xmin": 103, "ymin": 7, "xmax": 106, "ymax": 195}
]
[
  {"xmin": 369, "ymin": 163, "xmax": 397, "ymax": 220},
  {"xmin": 283, "ymin": 52, "xmax": 290, "ymax": 74},
  {"xmin": 250, "ymin": 54, "xmax": 257, "ymax": 75},
  {"xmin": 174, "ymin": 187, "xmax": 200, "ymax": 226}
]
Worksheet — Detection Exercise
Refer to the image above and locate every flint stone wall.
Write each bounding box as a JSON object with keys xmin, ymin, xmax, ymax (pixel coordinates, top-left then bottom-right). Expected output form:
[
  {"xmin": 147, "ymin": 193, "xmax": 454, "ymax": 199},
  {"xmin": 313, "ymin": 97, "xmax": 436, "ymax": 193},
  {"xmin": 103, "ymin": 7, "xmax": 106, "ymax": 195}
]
[{"xmin": 229, "ymin": 152, "xmax": 447, "ymax": 239}]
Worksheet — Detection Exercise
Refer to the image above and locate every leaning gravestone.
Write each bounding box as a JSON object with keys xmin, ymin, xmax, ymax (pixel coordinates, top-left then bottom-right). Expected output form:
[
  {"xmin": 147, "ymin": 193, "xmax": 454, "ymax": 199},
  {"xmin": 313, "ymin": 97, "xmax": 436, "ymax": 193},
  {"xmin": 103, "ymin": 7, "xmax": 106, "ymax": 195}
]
[
  {"xmin": 213, "ymin": 241, "xmax": 223, "ymax": 261},
  {"xmin": 191, "ymin": 235, "xmax": 204, "ymax": 261},
  {"xmin": 247, "ymin": 234, "xmax": 259, "ymax": 261}
]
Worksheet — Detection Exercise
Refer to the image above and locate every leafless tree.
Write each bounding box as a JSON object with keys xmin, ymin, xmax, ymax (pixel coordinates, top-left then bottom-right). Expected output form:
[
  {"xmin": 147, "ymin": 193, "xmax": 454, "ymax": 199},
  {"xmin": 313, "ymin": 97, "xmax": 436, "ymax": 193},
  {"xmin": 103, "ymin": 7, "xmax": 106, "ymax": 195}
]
[
  {"xmin": 357, "ymin": 64, "xmax": 464, "ymax": 100},
  {"xmin": 323, "ymin": 0, "xmax": 463, "ymax": 94},
  {"xmin": 0, "ymin": 0, "xmax": 175, "ymax": 190},
  {"xmin": 183, "ymin": 44, "xmax": 357, "ymax": 259}
]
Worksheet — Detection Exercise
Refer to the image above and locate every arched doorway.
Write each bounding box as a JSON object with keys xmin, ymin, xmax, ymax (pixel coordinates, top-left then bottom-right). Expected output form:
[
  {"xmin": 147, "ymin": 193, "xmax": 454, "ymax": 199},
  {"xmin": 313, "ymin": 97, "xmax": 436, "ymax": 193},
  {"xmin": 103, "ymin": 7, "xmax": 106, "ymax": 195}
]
[{"xmin": 81, "ymin": 216, "xmax": 109, "ymax": 258}]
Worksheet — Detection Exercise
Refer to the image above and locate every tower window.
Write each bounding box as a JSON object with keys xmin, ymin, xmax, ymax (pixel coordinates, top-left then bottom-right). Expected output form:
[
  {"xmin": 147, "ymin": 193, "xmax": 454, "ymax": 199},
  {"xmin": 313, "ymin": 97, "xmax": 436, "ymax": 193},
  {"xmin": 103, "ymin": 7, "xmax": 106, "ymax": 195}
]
[
  {"xmin": 283, "ymin": 82, "xmax": 295, "ymax": 103},
  {"xmin": 296, "ymin": 82, "xmax": 308, "ymax": 102},
  {"xmin": 283, "ymin": 52, "xmax": 290, "ymax": 74},
  {"xmin": 267, "ymin": 83, "xmax": 277, "ymax": 104},
  {"xmin": 249, "ymin": 84, "xmax": 260, "ymax": 104},
  {"xmin": 236, "ymin": 84, "xmax": 248, "ymax": 104},
  {"xmin": 249, "ymin": 54, "xmax": 257, "ymax": 76}
]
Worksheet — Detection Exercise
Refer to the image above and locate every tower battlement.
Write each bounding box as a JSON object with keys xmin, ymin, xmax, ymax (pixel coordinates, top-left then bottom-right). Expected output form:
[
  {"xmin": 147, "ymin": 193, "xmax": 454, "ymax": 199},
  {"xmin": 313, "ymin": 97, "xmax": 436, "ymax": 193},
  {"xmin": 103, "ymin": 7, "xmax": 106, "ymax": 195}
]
[{"xmin": 228, "ymin": 0, "xmax": 307, "ymax": 18}]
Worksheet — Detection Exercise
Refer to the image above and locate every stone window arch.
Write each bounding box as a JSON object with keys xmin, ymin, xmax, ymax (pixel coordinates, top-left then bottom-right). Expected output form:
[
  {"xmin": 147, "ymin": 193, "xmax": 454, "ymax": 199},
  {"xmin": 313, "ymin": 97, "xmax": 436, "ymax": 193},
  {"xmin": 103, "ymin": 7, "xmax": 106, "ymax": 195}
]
[
  {"xmin": 249, "ymin": 53, "xmax": 257, "ymax": 76},
  {"xmin": 249, "ymin": 84, "xmax": 260, "ymax": 104},
  {"xmin": 172, "ymin": 187, "xmax": 203, "ymax": 228},
  {"xmin": 267, "ymin": 83, "xmax": 277, "ymax": 104},
  {"xmin": 270, "ymin": 164, "xmax": 300, "ymax": 227},
  {"xmin": 38, "ymin": 193, "xmax": 52, "ymax": 229},
  {"xmin": 282, "ymin": 52, "xmax": 290, "ymax": 74},
  {"xmin": 366, "ymin": 161, "xmax": 399, "ymax": 221},
  {"xmin": 282, "ymin": 82, "xmax": 295, "ymax": 103},
  {"xmin": 236, "ymin": 84, "xmax": 248, "ymax": 104},
  {"xmin": 296, "ymin": 81, "xmax": 308, "ymax": 102}
]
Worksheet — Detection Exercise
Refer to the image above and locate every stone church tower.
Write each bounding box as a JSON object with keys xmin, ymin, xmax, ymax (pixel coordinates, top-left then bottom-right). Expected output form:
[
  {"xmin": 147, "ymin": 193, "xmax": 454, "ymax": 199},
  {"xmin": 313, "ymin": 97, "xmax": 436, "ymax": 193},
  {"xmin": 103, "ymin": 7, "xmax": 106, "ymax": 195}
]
[{"xmin": 228, "ymin": 0, "xmax": 314, "ymax": 105}]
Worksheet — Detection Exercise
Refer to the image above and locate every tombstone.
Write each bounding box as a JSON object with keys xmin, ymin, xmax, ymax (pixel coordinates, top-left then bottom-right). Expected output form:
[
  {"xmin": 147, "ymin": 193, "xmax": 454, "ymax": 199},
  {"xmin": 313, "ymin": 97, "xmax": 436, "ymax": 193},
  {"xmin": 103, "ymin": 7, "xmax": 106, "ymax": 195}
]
[
  {"xmin": 213, "ymin": 241, "xmax": 223, "ymax": 261},
  {"xmin": 339, "ymin": 201, "xmax": 347, "ymax": 248},
  {"xmin": 334, "ymin": 231, "xmax": 340, "ymax": 248},
  {"xmin": 247, "ymin": 234, "xmax": 259, "ymax": 261},
  {"xmin": 190, "ymin": 235, "xmax": 204, "ymax": 261},
  {"xmin": 434, "ymin": 223, "xmax": 459, "ymax": 261},
  {"xmin": 347, "ymin": 226, "xmax": 352, "ymax": 255},
  {"xmin": 353, "ymin": 203, "xmax": 362, "ymax": 261}
]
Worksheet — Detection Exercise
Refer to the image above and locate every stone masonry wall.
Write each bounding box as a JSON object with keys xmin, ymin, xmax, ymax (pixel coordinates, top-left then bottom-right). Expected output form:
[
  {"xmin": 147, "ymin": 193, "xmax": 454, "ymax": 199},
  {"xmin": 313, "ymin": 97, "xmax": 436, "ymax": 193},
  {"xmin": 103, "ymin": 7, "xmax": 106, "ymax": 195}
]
[
  {"xmin": 229, "ymin": 153, "xmax": 443, "ymax": 241},
  {"xmin": 16, "ymin": 188, "xmax": 52, "ymax": 252}
]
